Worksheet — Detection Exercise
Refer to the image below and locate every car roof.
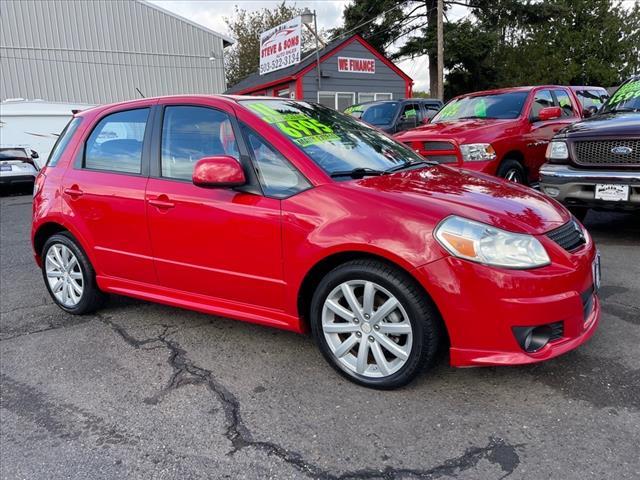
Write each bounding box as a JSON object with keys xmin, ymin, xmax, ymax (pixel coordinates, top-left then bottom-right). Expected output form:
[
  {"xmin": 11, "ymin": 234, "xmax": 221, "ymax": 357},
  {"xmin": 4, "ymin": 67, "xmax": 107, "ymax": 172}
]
[{"xmin": 569, "ymin": 86, "xmax": 608, "ymax": 91}]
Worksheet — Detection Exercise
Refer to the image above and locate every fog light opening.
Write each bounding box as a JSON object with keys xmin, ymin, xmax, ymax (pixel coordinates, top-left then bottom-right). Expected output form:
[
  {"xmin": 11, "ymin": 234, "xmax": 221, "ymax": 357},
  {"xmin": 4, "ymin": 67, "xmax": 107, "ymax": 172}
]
[
  {"xmin": 544, "ymin": 186, "xmax": 560, "ymax": 197},
  {"xmin": 513, "ymin": 325, "xmax": 553, "ymax": 353}
]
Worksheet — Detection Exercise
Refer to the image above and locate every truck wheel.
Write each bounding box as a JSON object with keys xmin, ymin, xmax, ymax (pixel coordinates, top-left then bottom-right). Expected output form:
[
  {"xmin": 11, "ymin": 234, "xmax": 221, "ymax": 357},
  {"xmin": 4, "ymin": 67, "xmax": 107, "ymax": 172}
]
[
  {"xmin": 497, "ymin": 159, "xmax": 527, "ymax": 185},
  {"xmin": 310, "ymin": 259, "xmax": 442, "ymax": 389}
]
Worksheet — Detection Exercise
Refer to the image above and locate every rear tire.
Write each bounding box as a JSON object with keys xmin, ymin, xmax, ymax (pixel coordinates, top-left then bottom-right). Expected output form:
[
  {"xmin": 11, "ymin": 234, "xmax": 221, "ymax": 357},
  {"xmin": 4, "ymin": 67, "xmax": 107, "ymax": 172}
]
[
  {"xmin": 497, "ymin": 158, "xmax": 527, "ymax": 185},
  {"xmin": 310, "ymin": 259, "xmax": 441, "ymax": 389},
  {"xmin": 41, "ymin": 233, "xmax": 106, "ymax": 314}
]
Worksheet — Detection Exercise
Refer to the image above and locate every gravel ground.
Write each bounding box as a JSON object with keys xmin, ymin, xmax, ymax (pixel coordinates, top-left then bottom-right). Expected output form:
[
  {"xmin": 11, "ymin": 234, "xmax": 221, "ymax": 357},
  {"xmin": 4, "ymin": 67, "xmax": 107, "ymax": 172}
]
[{"xmin": 1, "ymin": 191, "xmax": 639, "ymax": 480}]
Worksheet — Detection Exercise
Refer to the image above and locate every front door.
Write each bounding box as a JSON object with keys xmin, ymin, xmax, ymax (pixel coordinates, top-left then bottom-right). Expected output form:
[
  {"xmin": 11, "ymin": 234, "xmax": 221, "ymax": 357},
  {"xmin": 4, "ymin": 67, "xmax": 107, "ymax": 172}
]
[
  {"xmin": 145, "ymin": 103, "xmax": 285, "ymax": 310},
  {"xmin": 61, "ymin": 106, "xmax": 157, "ymax": 284}
]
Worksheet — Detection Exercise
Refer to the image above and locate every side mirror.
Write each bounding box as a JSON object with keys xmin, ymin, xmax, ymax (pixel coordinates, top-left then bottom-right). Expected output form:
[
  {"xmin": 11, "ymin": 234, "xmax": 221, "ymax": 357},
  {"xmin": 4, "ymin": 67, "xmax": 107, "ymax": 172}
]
[
  {"xmin": 31, "ymin": 150, "xmax": 39, "ymax": 159},
  {"xmin": 537, "ymin": 106, "xmax": 562, "ymax": 121},
  {"xmin": 421, "ymin": 117, "xmax": 431, "ymax": 125},
  {"xmin": 192, "ymin": 156, "xmax": 246, "ymax": 188}
]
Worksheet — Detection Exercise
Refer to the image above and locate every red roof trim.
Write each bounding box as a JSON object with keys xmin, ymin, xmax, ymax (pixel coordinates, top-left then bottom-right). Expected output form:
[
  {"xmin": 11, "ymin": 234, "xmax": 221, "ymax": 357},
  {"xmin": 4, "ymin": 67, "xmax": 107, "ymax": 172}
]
[{"xmin": 232, "ymin": 34, "xmax": 413, "ymax": 95}]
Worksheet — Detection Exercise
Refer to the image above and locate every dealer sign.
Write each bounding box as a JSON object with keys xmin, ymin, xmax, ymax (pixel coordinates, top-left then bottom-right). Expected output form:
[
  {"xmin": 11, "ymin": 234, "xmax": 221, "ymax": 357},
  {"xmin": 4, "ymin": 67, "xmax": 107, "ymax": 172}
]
[
  {"xmin": 259, "ymin": 17, "xmax": 302, "ymax": 75},
  {"xmin": 338, "ymin": 57, "xmax": 376, "ymax": 74}
]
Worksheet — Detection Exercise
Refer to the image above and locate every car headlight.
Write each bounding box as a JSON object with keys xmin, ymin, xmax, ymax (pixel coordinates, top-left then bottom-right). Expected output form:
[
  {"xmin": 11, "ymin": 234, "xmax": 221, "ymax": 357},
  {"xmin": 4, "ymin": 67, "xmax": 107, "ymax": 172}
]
[
  {"xmin": 459, "ymin": 143, "xmax": 496, "ymax": 162},
  {"xmin": 434, "ymin": 216, "xmax": 550, "ymax": 269},
  {"xmin": 546, "ymin": 141, "xmax": 569, "ymax": 161}
]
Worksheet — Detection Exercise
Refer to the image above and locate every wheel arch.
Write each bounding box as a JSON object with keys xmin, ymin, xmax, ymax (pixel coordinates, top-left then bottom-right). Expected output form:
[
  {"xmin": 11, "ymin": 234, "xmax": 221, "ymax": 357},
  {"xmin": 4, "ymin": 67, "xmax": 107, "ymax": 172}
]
[
  {"xmin": 500, "ymin": 150, "xmax": 527, "ymax": 172},
  {"xmin": 296, "ymin": 250, "xmax": 448, "ymax": 345},
  {"xmin": 33, "ymin": 221, "xmax": 94, "ymax": 268}
]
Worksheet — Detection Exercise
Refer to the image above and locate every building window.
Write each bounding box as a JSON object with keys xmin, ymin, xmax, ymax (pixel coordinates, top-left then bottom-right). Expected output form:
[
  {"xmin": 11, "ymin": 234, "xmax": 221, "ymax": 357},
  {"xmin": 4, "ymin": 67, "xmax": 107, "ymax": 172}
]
[
  {"xmin": 358, "ymin": 93, "xmax": 375, "ymax": 103},
  {"xmin": 274, "ymin": 87, "xmax": 290, "ymax": 98},
  {"xmin": 375, "ymin": 93, "xmax": 393, "ymax": 101},
  {"xmin": 317, "ymin": 92, "xmax": 356, "ymax": 111}
]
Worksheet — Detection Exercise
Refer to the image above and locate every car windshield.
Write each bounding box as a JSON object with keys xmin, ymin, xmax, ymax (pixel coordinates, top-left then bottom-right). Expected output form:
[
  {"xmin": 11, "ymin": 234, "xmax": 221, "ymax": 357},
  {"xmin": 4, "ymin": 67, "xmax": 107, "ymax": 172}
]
[
  {"xmin": 346, "ymin": 102, "xmax": 399, "ymax": 126},
  {"xmin": 431, "ymin": 91, "xmax": 529, "ymax": 122},
  {"xmin": 601, "ymin": 79, "xmax": 640, "ymax": 113},
  {"xmin": 0, "ymin": 149, "xmax": 28, "ymax": 160},
  {"xmin": 241, "ymin": 99, "xmax": 426, "ymax": 177}
]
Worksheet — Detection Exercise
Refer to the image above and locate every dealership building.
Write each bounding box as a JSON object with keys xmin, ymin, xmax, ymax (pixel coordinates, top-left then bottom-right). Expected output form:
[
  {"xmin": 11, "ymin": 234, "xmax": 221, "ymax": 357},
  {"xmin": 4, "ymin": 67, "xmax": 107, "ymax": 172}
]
[
  {"xmin": 0, "ymin": 0, "xmax": 233, "ymax": 104},
  {"xmin": 226, "ymin": 35, "xmax": 414, "ymax": 111}
]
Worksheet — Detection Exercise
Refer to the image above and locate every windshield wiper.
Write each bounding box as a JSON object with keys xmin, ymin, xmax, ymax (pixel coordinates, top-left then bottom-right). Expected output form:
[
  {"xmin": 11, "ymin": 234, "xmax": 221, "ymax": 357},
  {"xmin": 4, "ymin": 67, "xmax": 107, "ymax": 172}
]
[
  {"xmin": 386, "ymin": 160, "xmax": 434, "ymax": 173},
  {"xmin": 457, "ymin": 115, "xmax": 498, "ymax": 120},
  {"xmin": 329, "ymin": 167, "xmax": 386, "ymax": 179}
]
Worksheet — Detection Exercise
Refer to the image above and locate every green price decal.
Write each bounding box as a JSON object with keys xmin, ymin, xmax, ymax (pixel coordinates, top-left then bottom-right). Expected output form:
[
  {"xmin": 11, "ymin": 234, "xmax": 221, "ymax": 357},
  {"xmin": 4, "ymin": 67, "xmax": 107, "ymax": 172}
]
[
  {"xmin": 609, "ymin": 80, "xmax": 640, "ymax": 105},
  {"xmin": 439, "ymin": 101, "xmax": 461, "ymax": 119},
  {"xmin": 473, "ymin": 99, "xmax": 487, "ymax": 118}
]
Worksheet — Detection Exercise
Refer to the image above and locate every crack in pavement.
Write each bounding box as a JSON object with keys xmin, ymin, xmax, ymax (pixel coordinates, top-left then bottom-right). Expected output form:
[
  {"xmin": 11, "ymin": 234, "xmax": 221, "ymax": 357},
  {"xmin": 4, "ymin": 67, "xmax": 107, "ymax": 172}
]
[{"xmin": 99, "ymin": 315, "xmax": 523, "ymax": 479}]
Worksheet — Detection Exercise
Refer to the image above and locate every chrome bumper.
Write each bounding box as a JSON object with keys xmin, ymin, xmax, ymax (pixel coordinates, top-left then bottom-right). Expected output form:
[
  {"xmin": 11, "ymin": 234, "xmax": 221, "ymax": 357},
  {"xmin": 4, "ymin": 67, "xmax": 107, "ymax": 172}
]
[{"xmin": 539, "ymin": 163, "xmax": 640, "ymax": 208}]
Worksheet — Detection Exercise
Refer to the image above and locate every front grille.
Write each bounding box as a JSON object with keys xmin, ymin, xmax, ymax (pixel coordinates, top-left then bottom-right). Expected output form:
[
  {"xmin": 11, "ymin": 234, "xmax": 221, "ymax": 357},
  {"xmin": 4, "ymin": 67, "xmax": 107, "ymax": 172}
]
[
  {"xmin": 548, "ymin": 321, "xmax": 564, "ymax": 342},
  {"xmin": 546, "ymin": 221, "xmax": 586, "ymax": 252},
  {"xmin": 423, "ymin": 141, "xmax": 455, "ymax": 151},
  {"xmin": 574, "ymin": 139, "xmax": 640, "ymax": 167},
  {"xmin": 425, "ymin": 154, "xmax": 457, "ymax": 163}
]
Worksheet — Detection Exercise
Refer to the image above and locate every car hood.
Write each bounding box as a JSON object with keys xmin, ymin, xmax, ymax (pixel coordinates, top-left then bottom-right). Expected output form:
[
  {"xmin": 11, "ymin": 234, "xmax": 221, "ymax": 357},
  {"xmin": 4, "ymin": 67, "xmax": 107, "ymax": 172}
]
[
  {"xmin": 560, "ymin": 112, "xmax": 640, "ymax": 137},
  {"xmin": 351, "ymin": 165, "xmax": 570, "ymax": 235},
  {"xmin": 395, "ymin": 118, "xmax": 519, "ymax": 143}
]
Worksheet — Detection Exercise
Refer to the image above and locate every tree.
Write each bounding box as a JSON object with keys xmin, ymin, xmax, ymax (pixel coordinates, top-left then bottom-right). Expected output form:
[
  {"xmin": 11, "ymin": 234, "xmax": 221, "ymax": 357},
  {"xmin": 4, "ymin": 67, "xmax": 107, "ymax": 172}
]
[{"xmin": 224, "ymin": 2, "xmax": 319, "ymax": 87}]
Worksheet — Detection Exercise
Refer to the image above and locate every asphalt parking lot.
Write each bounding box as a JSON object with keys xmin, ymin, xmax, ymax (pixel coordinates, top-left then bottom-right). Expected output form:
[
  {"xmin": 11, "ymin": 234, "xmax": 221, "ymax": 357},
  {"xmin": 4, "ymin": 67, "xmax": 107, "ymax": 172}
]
[{"xmin": 1, "ymin": 191, "xmax": 639, "ymax": 480}]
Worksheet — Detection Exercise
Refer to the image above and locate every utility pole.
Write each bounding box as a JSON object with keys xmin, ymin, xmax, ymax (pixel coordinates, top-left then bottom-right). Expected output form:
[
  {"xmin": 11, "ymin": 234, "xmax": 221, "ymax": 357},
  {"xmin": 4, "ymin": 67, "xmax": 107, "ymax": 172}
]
[{"xmin": 436, "ymin": 0, "xmax": 444, "ymax": 100}]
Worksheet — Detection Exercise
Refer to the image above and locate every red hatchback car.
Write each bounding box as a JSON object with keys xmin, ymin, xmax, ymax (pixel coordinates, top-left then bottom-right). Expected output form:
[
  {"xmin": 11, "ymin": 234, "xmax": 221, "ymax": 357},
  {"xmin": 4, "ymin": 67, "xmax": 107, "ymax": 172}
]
[{"xmin": 32, "ymin": 96, "xmax": 601, "ymax": 389}]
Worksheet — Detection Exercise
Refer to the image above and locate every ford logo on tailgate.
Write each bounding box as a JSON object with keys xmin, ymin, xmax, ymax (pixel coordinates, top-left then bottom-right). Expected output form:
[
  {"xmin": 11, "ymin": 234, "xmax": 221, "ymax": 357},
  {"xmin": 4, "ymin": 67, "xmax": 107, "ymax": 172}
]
[{"xmin": 611, "ymin": 146, "xmax": 633, "ymax": 155}]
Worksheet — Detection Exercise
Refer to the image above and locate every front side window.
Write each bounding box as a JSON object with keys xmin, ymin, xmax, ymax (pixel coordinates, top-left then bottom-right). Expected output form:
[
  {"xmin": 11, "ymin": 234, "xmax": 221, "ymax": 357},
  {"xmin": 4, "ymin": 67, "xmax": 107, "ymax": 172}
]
[
  {"xmin": 554, "ymin": 90, "xmax": 575, "ymax": 117},
  {"xmin": 48, "ymin": 117, "xmax": 82, "ymax": 167},
  {"xmin": 242, "ymin": 125, "xmax": 310, "ymax": 198},
  {"xmin": 360, "ymin": 102, "xmax": 399, "ymax": 126},
  {"xmin": 241, "ymin": 99, "xmax": 425, "ymax": 178},
  {"xmin": 432, "ymin": 91, "xmax": 529, "ymax": 122},
  {"xmin": 575, "ymin": 89, "xmax": 608, "ymax": 110},
  {"xmin": 530, "ymin": 90, "xmax": 554, "ymax": 118},
  {"xmin": 85, "ymin": 109, "xmax": 148, "ymax": 174},
  {"xmin": 161, "ymin": 106, "xmax": 239, "ymax": 181}
]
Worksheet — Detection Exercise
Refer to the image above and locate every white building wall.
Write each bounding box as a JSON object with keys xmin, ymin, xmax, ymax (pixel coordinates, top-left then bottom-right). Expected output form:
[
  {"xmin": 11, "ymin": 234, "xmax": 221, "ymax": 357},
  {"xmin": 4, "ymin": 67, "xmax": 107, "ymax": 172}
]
[{"xmin": 0, "ymin": 0, "xmax": 232, "ymax": 104}]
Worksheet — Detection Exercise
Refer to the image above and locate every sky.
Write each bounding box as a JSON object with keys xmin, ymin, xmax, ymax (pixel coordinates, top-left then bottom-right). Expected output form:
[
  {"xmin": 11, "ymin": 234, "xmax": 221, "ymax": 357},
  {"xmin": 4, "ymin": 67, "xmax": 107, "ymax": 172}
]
[{"xmin": 150, "ymin": 0, "xmax": 469, "ymax": 92}]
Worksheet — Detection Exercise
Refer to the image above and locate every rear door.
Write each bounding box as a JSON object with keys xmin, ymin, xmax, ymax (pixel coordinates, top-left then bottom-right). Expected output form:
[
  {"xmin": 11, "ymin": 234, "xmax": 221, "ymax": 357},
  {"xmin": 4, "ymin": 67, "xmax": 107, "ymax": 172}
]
[
  {"xmin": 145, "ymin": 100, "xmax": 286, "ymax": 310},
  {"xmin": 60, "ymin": 104, "xmax": 157, "ymax": 283}
]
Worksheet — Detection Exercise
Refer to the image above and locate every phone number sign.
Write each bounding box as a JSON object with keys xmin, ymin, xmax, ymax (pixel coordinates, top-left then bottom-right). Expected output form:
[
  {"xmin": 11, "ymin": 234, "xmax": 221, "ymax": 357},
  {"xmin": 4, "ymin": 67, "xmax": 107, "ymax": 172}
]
[{"xmin": 260, "ymin": 17, "xmax": 302, "ymax": 75}]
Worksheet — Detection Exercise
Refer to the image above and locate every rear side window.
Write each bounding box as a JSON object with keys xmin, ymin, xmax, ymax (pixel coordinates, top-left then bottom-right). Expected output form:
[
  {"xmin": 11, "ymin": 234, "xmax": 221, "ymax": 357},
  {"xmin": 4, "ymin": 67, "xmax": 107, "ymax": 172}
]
[
  {"xmin": 47, "ymin": 117, "xmax": 82, "ymax": 167},
  {"xmin": 84, "ymin": 109, "xmax": 149, "ymax": 174},
  {"xmin": 554, "ymin": 90, "xmax": 575, "ymax": 117},
  {"xmin": 161, "ymin": 106, "xmax": 239, "ymax": 181},
  {"xmin": 242, "ymin": 124, "xmax": 309, "ymax": 198}
]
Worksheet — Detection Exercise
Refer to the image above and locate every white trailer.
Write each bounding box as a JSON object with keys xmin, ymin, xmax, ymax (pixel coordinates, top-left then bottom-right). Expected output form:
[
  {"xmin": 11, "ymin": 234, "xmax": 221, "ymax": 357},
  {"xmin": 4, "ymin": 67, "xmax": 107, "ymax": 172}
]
[{"xmin": 0, "ymin": 99, "xmax": 94, "ymax": 167}]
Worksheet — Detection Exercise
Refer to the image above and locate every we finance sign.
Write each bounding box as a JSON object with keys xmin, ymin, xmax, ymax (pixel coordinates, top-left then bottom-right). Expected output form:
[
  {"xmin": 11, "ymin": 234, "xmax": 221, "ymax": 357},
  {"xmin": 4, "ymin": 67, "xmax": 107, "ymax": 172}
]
[
  {"xmin": 337, "ymin": 57, "xmax": 376, "ymax": 74},
  {"xmin": 259, "ymin": 17, "xmax": 302, "ymax": 75}
]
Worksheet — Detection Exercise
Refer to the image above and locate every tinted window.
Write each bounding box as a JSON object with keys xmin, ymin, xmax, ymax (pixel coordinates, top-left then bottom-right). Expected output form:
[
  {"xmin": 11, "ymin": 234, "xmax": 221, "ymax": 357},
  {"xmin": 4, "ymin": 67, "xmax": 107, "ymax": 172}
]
[
  {"xmin": 242, "ymin": 99, "xmax": 425, "ymax": 178},
  {"xmin": 432, "ymin": 91, "xmax": 529, "ymax": 122},
  {"xmin": 0, "ymin": 148, "xmax": 29, "ymax": 159},
  {"xmin": 161, "ymin": 106, "xmax": 239, "ymax": 181},
  {"xmin": 554, "ymin": 90, "xmax": 575, "ymax": 117},
  {"xmin": 575, "ymin": 89, "xmax": 608, "ymax": 110},
  {"xmin": 85, "ymin": 109, "xmax": 148, "ymax": 174},
  {"xmin": 48, "ymin": 117, "xmax": 81, "ymax": 167},
  {"xmin": 530, "ymin": 90, "xmax": 554, "ymax": 118},
  {"xmin": 360, "ymin": 102, "xmax": 399, "ymax": 125},
  {"xmin": 242, "ymin": 125, "xmax": 310, "ymax": 198}
]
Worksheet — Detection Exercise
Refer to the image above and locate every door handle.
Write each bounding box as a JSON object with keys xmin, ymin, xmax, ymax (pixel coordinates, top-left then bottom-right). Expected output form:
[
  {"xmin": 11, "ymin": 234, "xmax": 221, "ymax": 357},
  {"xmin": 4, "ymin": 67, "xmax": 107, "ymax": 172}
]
[
  {"xmin": 63, "ymin": 185, "xmax": 83, "ymax": 198},
  {"xmin": 148, "ymin": 195, "xmax": 175, "ymax": 209}
]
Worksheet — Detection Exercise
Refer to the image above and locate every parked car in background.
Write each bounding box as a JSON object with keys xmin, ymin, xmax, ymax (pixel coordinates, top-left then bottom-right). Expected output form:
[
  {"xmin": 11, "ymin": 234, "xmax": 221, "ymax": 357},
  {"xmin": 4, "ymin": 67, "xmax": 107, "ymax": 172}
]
[
  {"xmin": 394, "ymin": 86, "xmax": 584, "ymax": 185},
  {"xmin": 540, "ymin": 76, "xmax": 640, "ymax": 220},
  {"xmin": 344, "ymin": 98, "xmax": 443, "ymax": 134},
  {"xmin": 569, "ymin": 86, "xmax": 610, "ymax": 118},
  {"xmin": 32, "ymin": 95, "xmax": 599, "ymax": 389},
  {"xmin": 0, "ymin": 147, "xmax": 40, "ymax": 188}
]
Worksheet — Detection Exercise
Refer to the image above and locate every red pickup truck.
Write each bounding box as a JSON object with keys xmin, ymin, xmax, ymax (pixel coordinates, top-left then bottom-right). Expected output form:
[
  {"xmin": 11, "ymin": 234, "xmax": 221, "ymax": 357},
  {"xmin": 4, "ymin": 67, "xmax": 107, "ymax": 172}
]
[{"xmin": 395, "ymin": 86, "xmax": 585, "ymax": 185}]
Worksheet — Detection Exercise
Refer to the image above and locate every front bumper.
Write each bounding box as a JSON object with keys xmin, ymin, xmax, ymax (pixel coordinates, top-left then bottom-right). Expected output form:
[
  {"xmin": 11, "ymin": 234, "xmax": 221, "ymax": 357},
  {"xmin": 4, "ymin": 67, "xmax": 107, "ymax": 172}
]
[
  {"xmin": 415, "ymin": 237, "xmax": 600, "ymax": 367},
  {"xmin": 0, "ymin": 173, "xmax": 36, "ymax": 186},
  {"xmin": 539, "ymin": 163, "xmax": 640, "ymax": 209}
]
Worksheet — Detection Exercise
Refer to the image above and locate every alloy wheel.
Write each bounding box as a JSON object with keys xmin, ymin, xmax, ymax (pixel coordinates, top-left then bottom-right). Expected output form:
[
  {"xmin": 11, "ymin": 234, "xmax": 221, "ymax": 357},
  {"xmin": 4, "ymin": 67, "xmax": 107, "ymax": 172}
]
[
  {"xmin": 321, "ymin": 280, "xmax": 413, "ymax": 378},
  {"xmin": 45, "ymin": 243, "xmax": 84, "ymax": 307},
  {"xmin": 504, "ymin": 168, "xmax": 523, "ymax": 183}
]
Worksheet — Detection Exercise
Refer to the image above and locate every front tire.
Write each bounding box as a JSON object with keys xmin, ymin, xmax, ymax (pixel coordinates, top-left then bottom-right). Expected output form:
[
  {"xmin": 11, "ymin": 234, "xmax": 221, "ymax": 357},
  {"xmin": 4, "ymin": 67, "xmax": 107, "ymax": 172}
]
[
  {"xmin": 310, "ymin": 260, "xmax": 441, "ymax": 389},
  {"xmin": 42, "ymin": 233, "xmax": 105, "ymax": 314},
  {"xmin": 497, "ymin": 158, "xmax": 527, "ymax": 185}
]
